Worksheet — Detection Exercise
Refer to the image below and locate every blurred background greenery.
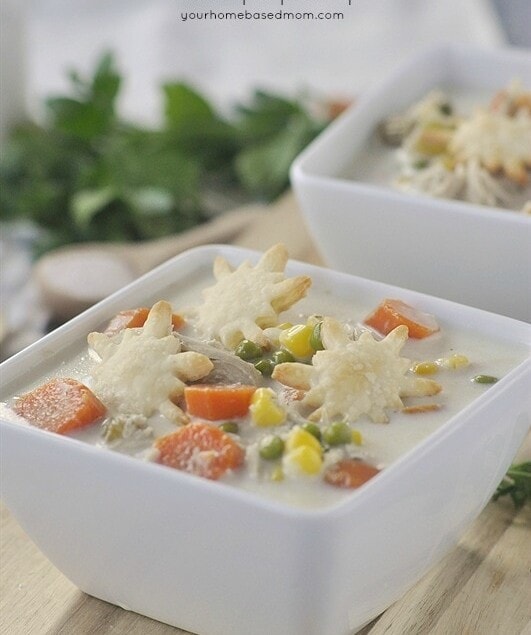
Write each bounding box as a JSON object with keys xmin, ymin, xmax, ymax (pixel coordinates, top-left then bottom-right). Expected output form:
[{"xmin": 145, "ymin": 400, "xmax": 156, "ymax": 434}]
[{"xmin": 0, "ymin": 52, "xmax": 332, "ymax": 256}]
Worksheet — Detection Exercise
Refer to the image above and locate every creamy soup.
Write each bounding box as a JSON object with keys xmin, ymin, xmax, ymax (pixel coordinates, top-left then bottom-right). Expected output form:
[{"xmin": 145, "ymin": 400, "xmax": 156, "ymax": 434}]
[
  {"xmin": 343, "ymin": 84, "xmax": 531, "ymax": 214},
  {"xmin": 1, "ymin": 250, "xmax": 528, "ymax": 509}
]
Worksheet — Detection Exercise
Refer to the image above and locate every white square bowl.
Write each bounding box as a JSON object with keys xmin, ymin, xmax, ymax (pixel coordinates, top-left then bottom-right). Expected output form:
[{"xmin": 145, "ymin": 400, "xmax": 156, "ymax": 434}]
[
  {"xmin": 291, "ymin": 44, "xmax": 531, "ymax": 323},
  {"xmin": 1, "ymin": 245, "xmax": 530, "ymax": 635}
]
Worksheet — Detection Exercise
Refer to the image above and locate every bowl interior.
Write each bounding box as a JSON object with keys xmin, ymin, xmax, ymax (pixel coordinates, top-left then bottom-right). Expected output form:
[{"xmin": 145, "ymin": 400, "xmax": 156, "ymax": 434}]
[
  {"xmin": 1, "ymin": 244, "xmax": 530, "ymax": 635},
  {"xmin": 293, "ymin": 44, "xmax": 531, "ymax": 185}
]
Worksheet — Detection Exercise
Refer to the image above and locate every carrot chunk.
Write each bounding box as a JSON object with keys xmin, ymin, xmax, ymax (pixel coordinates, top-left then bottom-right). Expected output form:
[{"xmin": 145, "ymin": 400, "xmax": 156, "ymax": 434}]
[
  {"xmin": 184, "ymin": 384, "xmax": 256, "ymax": 421},
  {"xmin": 324, "ymin": 459, "xmax": 380, "ymax": 489},
  {"xmin": 13, "ymin": 378, "xmax": 106, "ymax": 434},
  {"xmin": 155, "ymin": 422, "xmax": 245, "ymax": 480},
  {"xmin": 104, "ymin": 307, "xmax": 184, "ymax": 336},
  {"xmin": 364, "ymin": 298, "xmax": 439, "ymax": 339}
]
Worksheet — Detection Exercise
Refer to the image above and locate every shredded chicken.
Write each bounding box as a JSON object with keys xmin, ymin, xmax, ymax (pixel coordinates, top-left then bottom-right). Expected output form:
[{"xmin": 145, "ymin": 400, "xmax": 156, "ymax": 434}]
[{"xmin": 383, "ymin": 82, "xmax": 531, "ymax": 212}]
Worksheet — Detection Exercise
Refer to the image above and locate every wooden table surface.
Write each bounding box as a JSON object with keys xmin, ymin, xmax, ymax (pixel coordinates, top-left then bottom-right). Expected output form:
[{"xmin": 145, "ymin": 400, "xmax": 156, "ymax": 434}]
[{"xmin": 1, "ymin": 196, "xmax": 530, "ymax": 634}]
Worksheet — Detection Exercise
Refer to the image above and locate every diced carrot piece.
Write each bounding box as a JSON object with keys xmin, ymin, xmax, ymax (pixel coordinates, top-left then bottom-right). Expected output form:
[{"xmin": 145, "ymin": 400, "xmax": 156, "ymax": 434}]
[
  {"xmin": 155, "ymin": 422, "xmax": 245, "ymax": 480},
  {"xmin": 364, "ymin": 298, "xmax": 439, "ymax": 339},
  {"xmin": 13, "ymin": 378, "xmax": 106, "ymax": 435},
  {"xmin": 104, "ymin": 307, "xmax": 150, "ymax": 334},
  {"xmin": 324, "ymin": 459, "xmax": 380, "ymax": 489},
  {"xmin": 184, "ymin": 384, "xmax": 256, "ymax": 421},
  {"xmin": 104, "ymin": 306, "xmax": 185, "ymax": 336},
  {"xmin": 402, "ymin": 403, "xmax": 441, "ymax": 414},
  {"xmin": 326, "ymin": 97, "xmax": 353, "ymax": 119}
]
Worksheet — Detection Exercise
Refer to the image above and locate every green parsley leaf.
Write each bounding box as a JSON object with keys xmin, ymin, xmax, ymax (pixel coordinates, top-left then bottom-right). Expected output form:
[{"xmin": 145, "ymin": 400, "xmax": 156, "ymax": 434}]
[
  {"xmin": 493, "ymin": 461, "xmax": 531, "ymax": 509},
  {"xmin": 0, "ymin": 52, "xmax": 329, "ymax": 253}
]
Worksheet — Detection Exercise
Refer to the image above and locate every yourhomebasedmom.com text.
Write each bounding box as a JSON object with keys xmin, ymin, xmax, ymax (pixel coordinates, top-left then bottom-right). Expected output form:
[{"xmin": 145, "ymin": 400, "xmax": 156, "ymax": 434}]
[{"xmin": 180, "ymin": 9, "xmax": 345, "ymax": 21}]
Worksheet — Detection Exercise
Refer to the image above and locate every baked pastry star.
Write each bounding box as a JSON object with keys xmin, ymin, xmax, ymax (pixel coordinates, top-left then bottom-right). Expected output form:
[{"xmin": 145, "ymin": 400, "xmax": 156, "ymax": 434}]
[{"xmin": 88, "ymin": 301, "xmax": 213, "ymax": 423}]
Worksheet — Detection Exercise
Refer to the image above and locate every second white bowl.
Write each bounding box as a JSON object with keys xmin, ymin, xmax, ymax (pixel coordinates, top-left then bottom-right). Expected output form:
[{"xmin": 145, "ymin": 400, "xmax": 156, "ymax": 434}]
[{"xmin": 291, "ymin": 44, "xmax": 531, "ymax": 322}]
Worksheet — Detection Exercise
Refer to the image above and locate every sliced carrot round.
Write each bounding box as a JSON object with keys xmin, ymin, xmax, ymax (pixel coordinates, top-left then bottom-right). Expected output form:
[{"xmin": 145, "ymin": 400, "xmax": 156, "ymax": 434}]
[
  {"xmin": 324, "ymin": 459, "xmax": 380, "ymax": 489},
  {"xmin": 184, "ymin": 384, "xmax": 256, "ymax": 421},
  {"xmin": 104, "ymin": 306, "xmax": 184, "ymax": 336},
  {"xmin": 13, "ymin": 378, "xmax": 106, "ymax": 435},
  {"xmin": 364, "ymin": 298, "xmax": 439, "ymax": 339},
  {"xmin": 155, "ymin": 422, "xmax": 245, "ymax": 480}
]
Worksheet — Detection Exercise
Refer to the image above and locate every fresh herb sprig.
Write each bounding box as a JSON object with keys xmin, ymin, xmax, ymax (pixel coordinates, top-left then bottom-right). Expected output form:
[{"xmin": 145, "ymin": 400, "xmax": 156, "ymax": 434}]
[
  {"xmin": 493, "ymin": 461, "xmax": 531, "ymax": 509},
  {"xmin": 0, "ymin": 53, "xmax": 328, "ymax": 255}
]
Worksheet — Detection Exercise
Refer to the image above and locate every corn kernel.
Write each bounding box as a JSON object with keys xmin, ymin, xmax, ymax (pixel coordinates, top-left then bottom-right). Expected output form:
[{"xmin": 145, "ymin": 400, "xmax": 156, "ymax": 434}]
[
  {"xmin": 414, "ymin": 125, "xmax": 452, "ymax": 156},
  {"xmin": 412, "ymin": 361, "xmax": 438, "ymax": 375},
  {"xmin": 285, "ymin": 446, "xmax": 323, "ymax": 476},
  {"xmin": 441, "ymin": 153, "xmax": 457, "ymax": 171},
  {"xmin": 351, "ymin": 429, "xmax": 363, "ymax": 446},
  {"xmin": 277, "ymin": 322, "xmax": 293, "ymax": 330},
  {"xmin": 279, "ymin": 324, "xmax": 315, "ymax": 359},
  {"xmin": 285, "ymin": 426, "xmax": 322, "ymax": 454},
  {"xmin": 250, "ymin": 388, "xmax": 286, "ymax": 427},
  {"xmin": 437, "ymin": 354, "xmax": 469, "ymax": 370},
  {"xmin": 251, "ymin": 387, "xmax": 273, "ymax": 405},
  {"xmin": 271, "ymin": 465, "xmax": 284, "ymax": 482}
]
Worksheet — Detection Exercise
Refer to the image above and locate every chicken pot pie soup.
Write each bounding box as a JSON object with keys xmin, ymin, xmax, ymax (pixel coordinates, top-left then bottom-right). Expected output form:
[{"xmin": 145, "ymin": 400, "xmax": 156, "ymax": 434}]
[{"xmin": 2, "ymin": 244, "xmax": 528, "ymax": 509}]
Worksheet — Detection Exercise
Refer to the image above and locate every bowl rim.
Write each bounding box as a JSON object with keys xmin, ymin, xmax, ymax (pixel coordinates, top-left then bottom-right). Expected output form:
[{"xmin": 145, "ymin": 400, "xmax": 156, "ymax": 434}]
[
  {"xmin": 290, "ymin": 42, "xmax": 531, "ymax": 224},
  {"xmin": 1, "ymin": 244, "xmax": 530, "ymax": 520}
]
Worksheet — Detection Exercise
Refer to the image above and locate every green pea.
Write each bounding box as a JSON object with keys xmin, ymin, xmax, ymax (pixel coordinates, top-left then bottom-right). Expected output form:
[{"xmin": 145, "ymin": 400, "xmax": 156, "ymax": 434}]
[
  {"xmin": 309, "ymin": 321, "xmax": 325, "ymax": 351},
  {"xmin": 439, "ymin": 102, "xmax": 453, "ymax": 116},
  {"xmin": 235, "ymin": 339, "xmax": 263, "ymax": 361},
  {"xmin": 255, "ymin": 358, "xmax": 275, "ymax": 376},
  {"xmin": 413, "ymin": 159, "xmax": 429, "ymax": 170},
  {"xmin": 472, "ymin": 374, "xmax": 498, "ymax": 384},
  {"xmin": 302, "ymin": 422, "xmax": 322, "ymax": 442},
  {"xmin": 272, "ymin": 349, "xmax": 295, "ymax": 364},
  {"xmin": 259, "ymin": 435, "xmax": 285, "ymax": 461},
  {"xmin": 219, "ymin": 421, "xmax": 239, "ymax": 434},
  {"xmin": 322, "ymin": 421, "xmax": 352, "ymax": 446}
]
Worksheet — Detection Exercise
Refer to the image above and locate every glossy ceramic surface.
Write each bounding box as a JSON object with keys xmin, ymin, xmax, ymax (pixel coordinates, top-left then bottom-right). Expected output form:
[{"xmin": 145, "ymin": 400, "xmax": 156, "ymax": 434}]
[{"xmin": 291, "ymin": 44, "xmax": 531, "ymax": 323}]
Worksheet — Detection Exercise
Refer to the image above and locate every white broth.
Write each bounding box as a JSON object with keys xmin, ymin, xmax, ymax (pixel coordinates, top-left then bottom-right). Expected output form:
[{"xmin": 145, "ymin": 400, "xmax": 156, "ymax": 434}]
[{"xmin": 1, "ymin": 266, "xmax": 528, "ymax": 509}]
